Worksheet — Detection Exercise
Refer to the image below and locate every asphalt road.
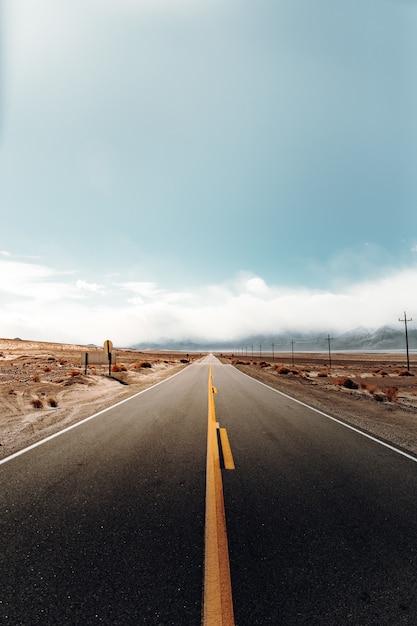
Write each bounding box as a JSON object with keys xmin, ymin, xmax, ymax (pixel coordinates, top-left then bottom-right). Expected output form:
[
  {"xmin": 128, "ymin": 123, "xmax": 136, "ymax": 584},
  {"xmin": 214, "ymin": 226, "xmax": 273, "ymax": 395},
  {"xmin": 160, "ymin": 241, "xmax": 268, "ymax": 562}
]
[{"xmin": 2, "ymin": 356, "xmax": 417, "ymax": 625}]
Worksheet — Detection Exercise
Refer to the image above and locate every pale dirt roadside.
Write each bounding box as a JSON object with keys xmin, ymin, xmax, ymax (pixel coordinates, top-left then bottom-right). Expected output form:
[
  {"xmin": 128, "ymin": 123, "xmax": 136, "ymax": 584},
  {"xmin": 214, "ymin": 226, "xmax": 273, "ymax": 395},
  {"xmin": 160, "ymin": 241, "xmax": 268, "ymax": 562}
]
[
  {"xmin": 221, "ymin": 353, "xmax": 417, "ymax": 458},
  {"xmin": 0, "ymin": 339, "xmax": 194, "ymax": 460}
]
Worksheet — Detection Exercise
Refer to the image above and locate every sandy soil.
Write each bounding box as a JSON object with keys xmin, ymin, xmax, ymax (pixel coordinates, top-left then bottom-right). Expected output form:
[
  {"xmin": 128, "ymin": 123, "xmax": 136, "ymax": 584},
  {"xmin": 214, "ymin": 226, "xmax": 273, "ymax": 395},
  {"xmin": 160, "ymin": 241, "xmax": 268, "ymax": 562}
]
[
  {"xmin": 222, "ymin": 352, "xmax": 417, "ymax": 457},
  {"xmin": 0, "ymin": 339, "xmax": 194, "ymax": 460}
]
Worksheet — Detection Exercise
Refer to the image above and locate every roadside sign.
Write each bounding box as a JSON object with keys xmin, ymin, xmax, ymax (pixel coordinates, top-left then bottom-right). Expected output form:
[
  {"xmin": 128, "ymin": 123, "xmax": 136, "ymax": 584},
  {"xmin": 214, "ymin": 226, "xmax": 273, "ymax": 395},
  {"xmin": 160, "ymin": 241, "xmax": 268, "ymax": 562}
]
[
  {"xmin": 104, "ymin": 340, "xmax": 113, "ymax": 376},
  {"xmin": 104, "ymin": 339, "xmax": 113, "ymax": 354}
]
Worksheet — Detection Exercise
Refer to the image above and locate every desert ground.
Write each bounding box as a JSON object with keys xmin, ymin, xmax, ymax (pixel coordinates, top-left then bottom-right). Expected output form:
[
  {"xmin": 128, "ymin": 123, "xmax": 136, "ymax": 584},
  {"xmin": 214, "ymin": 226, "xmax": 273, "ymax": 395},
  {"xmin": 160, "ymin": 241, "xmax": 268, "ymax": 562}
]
[{"xmin": 1, "ymin": 339, "xmax": 417, "ymax": 461}]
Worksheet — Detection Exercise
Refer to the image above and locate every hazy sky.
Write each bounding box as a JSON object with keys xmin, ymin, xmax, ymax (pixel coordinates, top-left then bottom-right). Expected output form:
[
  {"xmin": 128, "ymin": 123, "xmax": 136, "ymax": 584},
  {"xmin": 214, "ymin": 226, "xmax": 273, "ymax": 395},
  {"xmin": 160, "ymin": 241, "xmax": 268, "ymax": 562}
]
[{"xmin": 1, "ymin": 0, "xmax": 417, "ymax": 346}]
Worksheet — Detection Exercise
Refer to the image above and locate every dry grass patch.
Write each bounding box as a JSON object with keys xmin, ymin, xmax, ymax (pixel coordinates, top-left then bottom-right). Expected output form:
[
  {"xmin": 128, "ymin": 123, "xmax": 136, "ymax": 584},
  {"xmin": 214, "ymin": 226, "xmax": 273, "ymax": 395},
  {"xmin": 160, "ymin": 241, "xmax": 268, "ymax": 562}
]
[
  {"xmin": 111, "ymin": 363, "xmax": 127, "ymax": 372},
  {"xmin": 360, "ymin": 382, "xmax": 378, "ymax": 394},
  {"xmin": 385, "ymin": 386, "xmax": 399, "ymax": 402},
  {"xmin": 134, "ymin": 361, "xmax": 152, "ymax": 369},
  {"xmin": 335, "ymin": 377, "xmax": 359, "ymax": 390}
]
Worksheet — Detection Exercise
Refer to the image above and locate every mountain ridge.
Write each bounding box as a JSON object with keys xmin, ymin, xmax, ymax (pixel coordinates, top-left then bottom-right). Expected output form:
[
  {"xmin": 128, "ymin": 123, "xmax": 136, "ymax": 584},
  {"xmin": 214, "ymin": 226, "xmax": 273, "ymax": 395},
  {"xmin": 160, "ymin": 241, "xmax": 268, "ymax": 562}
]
[{"xmin": 131, "ymin": 325, "xmax": 417, "ymax": 352}]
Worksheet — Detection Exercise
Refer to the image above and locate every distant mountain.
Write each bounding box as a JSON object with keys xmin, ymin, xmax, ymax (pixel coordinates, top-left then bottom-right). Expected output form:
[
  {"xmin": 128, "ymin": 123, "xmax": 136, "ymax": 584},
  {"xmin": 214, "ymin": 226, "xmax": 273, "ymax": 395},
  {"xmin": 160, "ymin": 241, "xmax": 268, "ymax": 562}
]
[{"xmin": 131, "ymin": 326, "xmax": 417, "ymax": 353}]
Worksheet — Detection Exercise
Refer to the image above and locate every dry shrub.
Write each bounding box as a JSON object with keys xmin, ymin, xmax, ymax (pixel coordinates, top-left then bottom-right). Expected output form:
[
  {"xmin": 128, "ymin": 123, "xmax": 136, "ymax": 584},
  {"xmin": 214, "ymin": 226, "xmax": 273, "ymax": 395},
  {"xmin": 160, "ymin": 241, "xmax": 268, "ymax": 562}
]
[
  {"xmin": 134, "ymin": 361, "xmax": 152, "ymax": 369},
  {"xmin": 360, "ymin": 383, "xmax": 378, "ymax": 394},
  {"xmin": 373, "ymin": 369, "xmax": 389, "ymax": 376},
  {"xmin": 70, "ymin": 370, "xmax": 82, "ymax": 377},
  {"xmin": 112, "ymin": 363, "xmax": 127, "ymax": 372},
  {"xmin": 43, "ymin": 366, "xmax": 51, "ymax": 372},
  {"xmin": 399, "ymin": 370, "xmax": 414, "ymax": 377},
  {"xmin": 385, "ymin": 387, "xmax": 399, "ymax": 402},
  {"xmin": 8, "ymin": 389, "xmax": 16, "ymax": 395},
  {"xmin": 59, "ymin": 359, "xmax": 68, "ymax": 365},
  {"xmin": 31, "ymin": 397, "xmax": 43, "ymax": 409},
  {"xmin": 317, "ymin": 371, "xmax": 328, "ymax": 378},
  {"xmin": 335, "ymin": 377, "xmax": 359, "ymax": 390},
  {"xmin": 47, "ymin": 397, "xmax": 58, "ymax": 407},
  {"xmin": 276, "ymin": 366, "xmax": 291, "ymax": 375},
  {"xmin": 31, "ymin": 374, "xmax": 40, "ymax": 383}
]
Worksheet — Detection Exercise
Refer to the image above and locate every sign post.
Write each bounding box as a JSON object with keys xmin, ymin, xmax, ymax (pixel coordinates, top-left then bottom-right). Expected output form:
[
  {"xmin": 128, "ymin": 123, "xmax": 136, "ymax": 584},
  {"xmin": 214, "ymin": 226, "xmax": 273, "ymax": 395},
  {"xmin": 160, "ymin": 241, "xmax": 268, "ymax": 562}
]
[{"xmin": 104, "ymin": 339, "xmax": 113, "ymax": 376}]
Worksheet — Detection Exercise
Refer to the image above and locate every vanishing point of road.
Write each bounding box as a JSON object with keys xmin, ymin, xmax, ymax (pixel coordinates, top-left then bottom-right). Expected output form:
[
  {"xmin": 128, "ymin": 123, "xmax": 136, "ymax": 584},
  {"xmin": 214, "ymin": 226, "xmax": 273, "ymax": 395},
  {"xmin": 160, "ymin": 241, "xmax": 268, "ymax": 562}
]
[{"xmin": 2, "ymin": 355, "xmax": 417, "ymax": 625}]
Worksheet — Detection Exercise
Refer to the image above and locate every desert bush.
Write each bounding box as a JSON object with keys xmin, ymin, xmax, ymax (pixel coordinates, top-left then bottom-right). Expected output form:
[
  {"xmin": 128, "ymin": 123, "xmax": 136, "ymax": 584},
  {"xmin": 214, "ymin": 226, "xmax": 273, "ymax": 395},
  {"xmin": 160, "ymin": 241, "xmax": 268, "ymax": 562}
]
[
  {"xmin": 8, "ymin": 389, "xmax": 16, "ymax": 395},
  {"xmin": 43, "ymin": 366, "xmax": 51, "ymax": 372},
  {"xmin": 180, "ymin": 359, "xmax": 189, "ymax": 363},
  {"xmin": 134, "ymin": 361, "xmax": 152, "ymax": 369},
  {"xmin": 112, "ymin": 363, "xmax": 127, "ymax": 372},
  {"xmin": 70, "ymin": 370, "xmax": 82, "ymax": 377},
  {"xmin": 59, "ymin": 359, "xmax": 68, "ymax": 365},
  {"xmin": 317, "ymin": 371, "xmax": 328, "ymax": 378},
  {"xmin": 399, "ymin": 370, "xmax": 414, "ymax": 377},
  {"xmin": 276, "ymin": 366, "xmax": 291, "ymax": 375},
  {"xmin": 335, "ymin": 377, "xmax": 359, "ymax": 390},
  {"xmin": 31, "ymin": 374, "xmax": 40, "ymax": 383},
  {"xmin": 31, "ymin": 397, "xmax": 43, "ymax": 409},
  {"xmin": 47, "ymin": 397, "xmax": 58, "ymax": 407},
  {"xmin": 385, "ymin": 386, "xmax": 399, "ymax": 402},
  {"xmin": 360, "ymin": 383, "xmax": 378, "ymax": 394}
]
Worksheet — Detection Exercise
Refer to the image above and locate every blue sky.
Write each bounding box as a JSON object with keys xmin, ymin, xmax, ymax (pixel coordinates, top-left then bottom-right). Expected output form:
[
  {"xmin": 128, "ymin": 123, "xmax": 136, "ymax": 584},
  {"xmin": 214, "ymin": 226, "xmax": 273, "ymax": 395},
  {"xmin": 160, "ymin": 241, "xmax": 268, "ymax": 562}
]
[{"xmin": 1, "ymin": 0, "xmax": 417, "ymax": 346}]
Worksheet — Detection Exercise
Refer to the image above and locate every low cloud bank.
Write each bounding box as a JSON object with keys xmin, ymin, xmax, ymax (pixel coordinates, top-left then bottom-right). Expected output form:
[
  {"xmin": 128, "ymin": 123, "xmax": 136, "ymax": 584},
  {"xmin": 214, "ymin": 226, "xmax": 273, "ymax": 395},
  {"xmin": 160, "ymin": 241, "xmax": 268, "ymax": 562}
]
[{"xmin": 0, "ymin": 258, "xmax": 416, "ymax": 346}]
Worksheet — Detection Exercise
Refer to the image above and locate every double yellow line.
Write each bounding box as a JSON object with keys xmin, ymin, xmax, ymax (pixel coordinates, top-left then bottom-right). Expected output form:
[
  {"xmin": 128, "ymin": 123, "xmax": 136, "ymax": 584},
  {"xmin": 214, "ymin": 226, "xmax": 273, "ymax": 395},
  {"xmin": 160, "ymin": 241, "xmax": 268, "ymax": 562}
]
[{"xmin": 202, "ymin": 366, "xmax": 235, "ymax": 625}]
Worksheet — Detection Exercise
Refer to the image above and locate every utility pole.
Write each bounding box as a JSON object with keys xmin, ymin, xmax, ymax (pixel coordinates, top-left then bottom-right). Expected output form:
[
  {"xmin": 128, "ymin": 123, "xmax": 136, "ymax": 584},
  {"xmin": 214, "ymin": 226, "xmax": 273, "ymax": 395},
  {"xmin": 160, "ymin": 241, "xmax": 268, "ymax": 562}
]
[
  {"xmin": 290, "ymin": 339, "xmax": 296, "ymax": 365},
  {"xmin": 272, "ymin": 342, "xmax": 275, "ymax": 362},
  {"xmin": 399, "ymin": 311, "xmax": 412, "ymax": 371},
  {"xmin": 327, "ymin": 334, "xmax": 333, "ymax": 369}
]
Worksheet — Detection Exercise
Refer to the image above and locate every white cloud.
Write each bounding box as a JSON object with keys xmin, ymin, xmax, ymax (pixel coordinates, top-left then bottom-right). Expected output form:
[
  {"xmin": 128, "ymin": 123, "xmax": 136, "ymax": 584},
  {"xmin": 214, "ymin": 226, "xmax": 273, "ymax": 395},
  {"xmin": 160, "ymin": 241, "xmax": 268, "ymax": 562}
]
[
  {"xmin": 75, "ymin": 279, "xmax": 105, "ymax": 294},
  {"xmin": 0, "ymin": 257, "xmax": 416, "ymax": 345}
]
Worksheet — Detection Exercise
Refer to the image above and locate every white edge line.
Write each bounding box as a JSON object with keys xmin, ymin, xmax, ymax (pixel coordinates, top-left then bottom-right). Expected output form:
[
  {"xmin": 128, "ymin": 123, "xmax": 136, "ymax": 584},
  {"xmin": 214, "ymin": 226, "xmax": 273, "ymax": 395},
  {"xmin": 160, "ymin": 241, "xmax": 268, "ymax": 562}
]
[
  {"xmin": 0, "ymin": 366, "xmax": 189, "ymax": 466},
  {"xmin": 234, "ymin": 366, "xmax": 417, "ymax": 464}
]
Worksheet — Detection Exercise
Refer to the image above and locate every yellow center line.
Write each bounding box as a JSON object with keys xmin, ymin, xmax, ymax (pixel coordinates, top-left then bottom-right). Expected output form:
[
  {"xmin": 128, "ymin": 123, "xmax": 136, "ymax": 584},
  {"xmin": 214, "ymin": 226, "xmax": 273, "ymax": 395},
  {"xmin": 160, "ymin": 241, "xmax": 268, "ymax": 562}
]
[
  {"xmin": 219, "ymin": 428, "xmax": 235, "ymax": 470},
  {"xmin": 202, "ymin": 366, "xmax": 235, "ymax": 626}
]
